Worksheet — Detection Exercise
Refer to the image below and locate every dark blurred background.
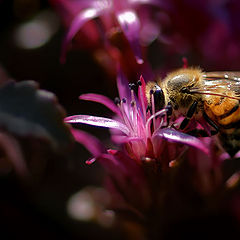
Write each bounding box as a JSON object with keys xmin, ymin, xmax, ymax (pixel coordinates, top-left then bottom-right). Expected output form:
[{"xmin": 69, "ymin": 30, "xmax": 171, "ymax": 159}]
[
  {"xmin": 0, "ymin": 1, "xmax": 122, "ymax": 239},
  {"xmin": 2, "ymin": 0, "xmax": 240, "ymax": 239}
]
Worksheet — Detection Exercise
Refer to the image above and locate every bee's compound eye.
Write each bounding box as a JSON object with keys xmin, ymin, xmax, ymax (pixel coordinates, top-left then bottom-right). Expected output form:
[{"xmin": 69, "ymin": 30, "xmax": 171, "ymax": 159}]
[
  {"xmin": 181, "ymin": 87, "xmax": 190, "ymax": 93},
  {"xmin": 153, "ymin": 88, "xmax": 165, "ymax": 111}
]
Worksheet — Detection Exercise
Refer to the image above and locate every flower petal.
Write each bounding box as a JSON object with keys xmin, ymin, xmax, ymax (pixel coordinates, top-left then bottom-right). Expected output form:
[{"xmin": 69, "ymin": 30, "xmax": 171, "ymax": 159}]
[
  {"xmin": 65, "ymin": 115, "xmax": 129, "ymax": 135},
  {"xmin": 129, "ymin": 0, "xmax": 169, "ymax": 8},
  {"xmin": 138, "ymin": 75, "xmax": 148, "ymax": 111},
  {"xmin": 111, "ymin": 135, "xmax": 144, "ymax": 144},
  {"xmin": 153, "ymin": 128, "xmax": 209, "ymax": 155},
  {"xmin": 71, "ymin": 128, "xmax": 106, "ymax": 157},
  {"xmin": 79, "ymin": 93, "xmax": 121, "ymax": 116},
  {"xmin": 116, "ymin": 10, "xmax": 143, "ymax": 64},
  {"xmin": 61, "ymin": 7, "xmax": 102, "ymax": 63},
  {"xmin": 116, "ymin": 67, "xmax": 131, "ymax": 102},
  {"xmin": 50, "ymin": 0, "xmax": 94, "ymax": 18}
]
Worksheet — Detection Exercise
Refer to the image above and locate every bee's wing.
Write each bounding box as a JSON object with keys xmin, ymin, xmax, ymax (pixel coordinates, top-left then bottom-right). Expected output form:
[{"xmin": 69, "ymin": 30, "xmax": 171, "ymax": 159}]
[
  {"xmin": 203, "ymin": 71, "xmax": 240, "ymax": 80},
  {"xmin": 190, "ymin": 72, "xmax": 240, "ymax": 100}
]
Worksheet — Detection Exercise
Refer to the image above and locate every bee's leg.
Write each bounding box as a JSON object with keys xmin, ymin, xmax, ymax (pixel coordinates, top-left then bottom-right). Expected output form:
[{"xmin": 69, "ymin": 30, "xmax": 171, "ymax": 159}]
[
  {"xmin": 203, "ymin": 112, "xmax": 219, "ymax": 135},
  {"xmin": 160, "ymin": 102, "xmax": 173, "ymax": 128},
  {"xmin": 180, "ymin": 101, "xmax": 198, "ymax": 130}
]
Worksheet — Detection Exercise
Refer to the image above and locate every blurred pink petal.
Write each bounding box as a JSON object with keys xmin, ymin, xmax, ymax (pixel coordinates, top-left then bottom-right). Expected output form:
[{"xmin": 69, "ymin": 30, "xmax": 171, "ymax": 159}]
[
  {"xmin": 71, "ymin": 128, "xmax": 107, "ymax": 157},
  {"xmin": 116, "ymin": 10, "xmax": 143, "ymax": 64},
  {"xmin": 52, "ymin": 0, "xmax": 166, "ymax": 69},
  {"xmin": 61, "ymin": 7, "xmax": 103, "ymax": 62}
]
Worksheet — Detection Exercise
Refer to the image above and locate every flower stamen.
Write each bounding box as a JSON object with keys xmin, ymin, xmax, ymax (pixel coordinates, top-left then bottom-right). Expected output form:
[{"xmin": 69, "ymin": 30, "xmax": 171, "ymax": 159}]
[
  {"xmin": 146, "ymin": 109, "xmax": 167, "ymax": 133},
  {"xmin": 119, "ymin": 98, "xmax": 136, "ymax": 135},
  {"xmin": 137, "ymin": 79, "xmax": 147, "ymax": 122}
]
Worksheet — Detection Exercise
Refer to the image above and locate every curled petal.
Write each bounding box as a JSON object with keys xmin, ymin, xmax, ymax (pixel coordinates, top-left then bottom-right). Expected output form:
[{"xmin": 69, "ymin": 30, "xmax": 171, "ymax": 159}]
[
  {"xmin": 146, "ymin": 109, "xmax": 167, "ymax": 130},
  {"xmin": 71, "ymin": 128, "xmax": 106, "ymax": 157},
  {"xmin": 65, "ymin": 115, "xmax": 130, "ymax": 135},
  {"xmin": 79, "ymin": 93, "xmax": 121, "ymax": 116},
  {"xmin": 117, "ymin": 10, "xmax": 143, "ymax": 64},
  {"xmin": 153, "ymin": 128, "xmax": 209, "ymax": 155},
  {"xmin": 61, "ymin": 8, "xmax": 102, "ymax": 62}
]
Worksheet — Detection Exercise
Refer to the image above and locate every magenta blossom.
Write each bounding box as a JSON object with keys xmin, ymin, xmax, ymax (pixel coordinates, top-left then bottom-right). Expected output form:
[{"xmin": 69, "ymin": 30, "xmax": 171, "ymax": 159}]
[
  {"xmin": 50, "ymin": 0, "xmax": 166, "ymax": 65},
  {"xmin": 64, "ymin": 70, "xmax": 223, "ymax": 211},
  {"xmin": 65, "ymin": 70, "xmax": 210, "ymax": 163},
  {"xmin": 64, "ymin": 70, "xmax": 240, "ymax": 239},
  {"xmin": 51, "ymin": 0, "xmax": 240, "ymax": 72}
]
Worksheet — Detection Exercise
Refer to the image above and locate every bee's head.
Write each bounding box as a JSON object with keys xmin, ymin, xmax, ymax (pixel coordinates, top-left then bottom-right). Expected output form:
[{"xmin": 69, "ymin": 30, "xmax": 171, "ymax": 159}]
[
  {"xmin": 164, "ymin": 68, "xmax": 203, "ymax": 109},
  {"xmin": 165, "ymin": 68, "xmax": 202, "ymax": 94}
]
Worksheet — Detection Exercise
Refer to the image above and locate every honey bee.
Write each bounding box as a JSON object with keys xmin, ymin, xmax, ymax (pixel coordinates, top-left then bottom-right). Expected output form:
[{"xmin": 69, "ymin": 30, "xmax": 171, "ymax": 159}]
[{"xmin": 146, "ymin": 67, "xmax": 240, "ymax": 157}]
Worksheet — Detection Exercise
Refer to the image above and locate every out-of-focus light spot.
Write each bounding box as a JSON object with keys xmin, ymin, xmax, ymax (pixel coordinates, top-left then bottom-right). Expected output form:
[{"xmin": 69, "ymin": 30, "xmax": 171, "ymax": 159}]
[
  {"xmin": 14, "ymin": 10, "xmax": 60, "ymax": 49},
  {"xmin": 15, "ymin": 22, "xmax": 50, "ymax": 49},
  {"xmin": 67, "ymin": 187, "xmax": 115, "ymax": 227},
  {"xmin": 83, "ymin": 9, "xmax": 98, "ymax": 19},
  {"xmin": 93, "ymin": 0, "xmax": 111, "ymax": 11},
  {"xmin": 118, "ymin": 11, "xmax": 137, "ymax": 25},
  {"xmin": 67, "ymin": 190, "xmax": 95, "ymax": 221}
]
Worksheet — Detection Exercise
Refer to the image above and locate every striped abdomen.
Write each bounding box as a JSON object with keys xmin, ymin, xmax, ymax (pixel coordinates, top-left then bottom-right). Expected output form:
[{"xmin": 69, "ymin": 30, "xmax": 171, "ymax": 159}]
[{"xmin": 204, "ymin": 95, "xmax": 240, "ymax": 157}]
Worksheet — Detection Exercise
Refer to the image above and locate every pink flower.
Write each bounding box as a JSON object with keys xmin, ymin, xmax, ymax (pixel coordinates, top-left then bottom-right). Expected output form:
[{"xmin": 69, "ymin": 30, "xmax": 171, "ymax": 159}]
[
  {"xmin": 65, "ymin": 69, "xmax": 209, "ymax": 162},
  {"xmin": 64, "ymin": 70, "xmax": 240, "ymax": 238},
  {"xmin": 64, "ymin": 70, "xmax": 218, "ymax": 211},
  {"xmin": 50, "ymin": 0, "xmax": 166, "ymax": 68},
  {"xmin": 51, "ymin": 0, "xmax": 240, "ymax": 73}
]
